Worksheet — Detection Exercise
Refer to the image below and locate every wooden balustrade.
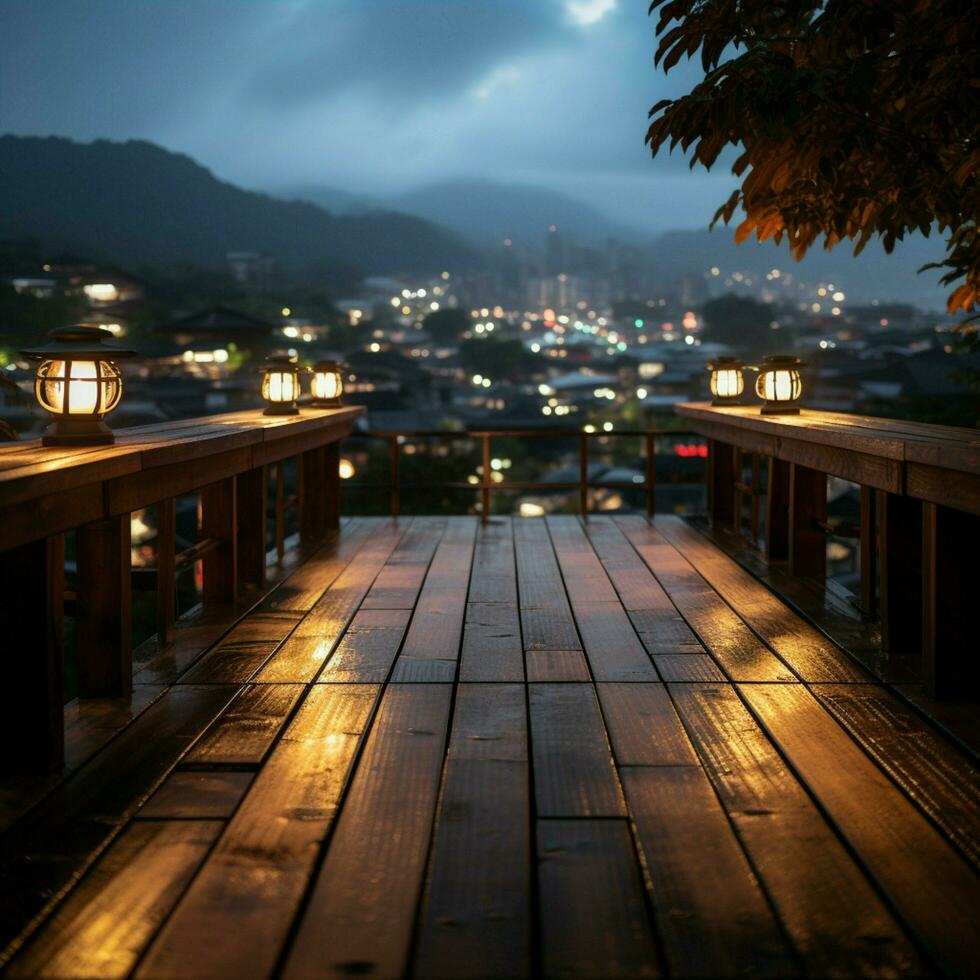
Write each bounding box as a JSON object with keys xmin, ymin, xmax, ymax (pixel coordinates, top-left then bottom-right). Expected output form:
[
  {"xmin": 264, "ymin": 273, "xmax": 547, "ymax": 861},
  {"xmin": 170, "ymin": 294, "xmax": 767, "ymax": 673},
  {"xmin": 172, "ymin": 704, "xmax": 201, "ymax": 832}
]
[
  {"xmin": 677, "ymin": 402, "xmax": 980, "ymax": 700},
  {"xmin": 0, "ymin": 406, "xmax": 362, "ymax": 770}
]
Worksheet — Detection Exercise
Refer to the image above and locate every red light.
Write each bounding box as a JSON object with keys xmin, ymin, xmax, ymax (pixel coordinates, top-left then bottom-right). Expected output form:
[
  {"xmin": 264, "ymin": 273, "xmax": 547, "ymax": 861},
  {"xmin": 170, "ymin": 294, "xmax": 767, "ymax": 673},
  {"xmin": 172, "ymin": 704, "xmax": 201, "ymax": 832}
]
[
  {"xmin": 503, "ymin": 238, "xmax": 512, "ymax": 247},
  {"xmin": 674, "ymin": 444, "xmax": 708, "ymax": 458}
]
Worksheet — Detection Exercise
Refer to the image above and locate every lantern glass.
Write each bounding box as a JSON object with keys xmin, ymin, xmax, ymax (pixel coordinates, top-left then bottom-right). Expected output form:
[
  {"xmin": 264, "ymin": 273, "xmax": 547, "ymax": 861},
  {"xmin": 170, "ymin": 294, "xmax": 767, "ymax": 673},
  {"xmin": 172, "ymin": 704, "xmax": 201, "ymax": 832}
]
[
  {"xmin": 36, "ymin": 358, "xmax": 122, "ymax": 416},
  {"xmin": 710, "ymin": 368, "xmax": 743, "ymax": 400},
  {"xmin": 755, "ymin": 357, "xmax": 804, "ymax": 413},
  {"xmin": 311, "ymin": 361, "xmax": 344, "ymax": 406},
  {"xmin": 262, "ymin": 369, "xmax": 298, "ymax": 404}
]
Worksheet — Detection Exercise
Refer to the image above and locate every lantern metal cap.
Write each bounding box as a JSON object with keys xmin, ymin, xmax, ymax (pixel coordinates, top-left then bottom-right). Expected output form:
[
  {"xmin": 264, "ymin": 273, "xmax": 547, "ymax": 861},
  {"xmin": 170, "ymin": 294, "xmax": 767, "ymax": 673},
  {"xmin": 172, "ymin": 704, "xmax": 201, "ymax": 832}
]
[
  {"xmin": 260, "ymin": 351, "xmax": 299, "ymax": 372},
  {"xmin": 760, "ymin": 354, "xmax": 806, "ymax": 368},
  {"xmin": 21, "ymin": 326, "xmax": 137, "ymax": 359},
  {"xmin": 313, "ymin": 358, "xmax": 345, "ymax": 372},
  {"xmin": 705, "ymin": 356, "xmax": 743, "ymax": 370}
]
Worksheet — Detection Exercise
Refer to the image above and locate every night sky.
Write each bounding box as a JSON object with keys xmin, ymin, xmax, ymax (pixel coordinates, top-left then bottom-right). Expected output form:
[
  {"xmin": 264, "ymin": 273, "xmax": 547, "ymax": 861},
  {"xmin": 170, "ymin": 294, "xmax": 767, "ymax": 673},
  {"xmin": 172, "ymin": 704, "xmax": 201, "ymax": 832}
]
[{"xmin": 0, "ymin": 0, "xmax": 734, "ymax": 231}]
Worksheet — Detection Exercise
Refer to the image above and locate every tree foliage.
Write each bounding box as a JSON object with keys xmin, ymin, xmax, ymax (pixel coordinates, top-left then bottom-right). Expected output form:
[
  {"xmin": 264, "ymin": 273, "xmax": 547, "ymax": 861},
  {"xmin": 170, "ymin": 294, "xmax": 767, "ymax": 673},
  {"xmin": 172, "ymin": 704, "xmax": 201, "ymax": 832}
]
[
  {"xmin": 646, "ymin": 1, "xmax": 980, "ymax": 319},
  {"xmin": 422, "ymin": 308, "xmax": 470, "ymax": 345}
]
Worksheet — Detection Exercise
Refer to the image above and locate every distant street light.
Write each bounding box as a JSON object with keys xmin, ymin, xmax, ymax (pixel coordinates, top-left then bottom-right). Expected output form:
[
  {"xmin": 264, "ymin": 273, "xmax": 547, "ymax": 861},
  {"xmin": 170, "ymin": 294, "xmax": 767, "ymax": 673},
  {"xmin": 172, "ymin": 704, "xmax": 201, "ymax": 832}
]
[{"xmin": 21, "ymin": 326, "xmax": 136, "ymax": 446}]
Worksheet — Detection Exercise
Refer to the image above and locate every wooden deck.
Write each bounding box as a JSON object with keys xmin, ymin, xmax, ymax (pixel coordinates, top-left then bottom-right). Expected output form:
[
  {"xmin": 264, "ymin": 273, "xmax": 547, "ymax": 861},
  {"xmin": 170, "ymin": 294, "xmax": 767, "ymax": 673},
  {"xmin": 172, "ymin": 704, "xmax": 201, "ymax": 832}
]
[{"xmin": 1, "ymin": 515, "xmax": 978, "ymax": 978}]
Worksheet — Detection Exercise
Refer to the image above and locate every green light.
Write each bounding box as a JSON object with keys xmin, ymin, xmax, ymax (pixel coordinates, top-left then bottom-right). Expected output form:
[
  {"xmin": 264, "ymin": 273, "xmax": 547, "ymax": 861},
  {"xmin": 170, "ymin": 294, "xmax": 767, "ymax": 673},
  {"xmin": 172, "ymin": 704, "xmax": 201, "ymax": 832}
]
[{"xmin": 634, "ymin": 319, "xmax": 644, "ymax": 328}]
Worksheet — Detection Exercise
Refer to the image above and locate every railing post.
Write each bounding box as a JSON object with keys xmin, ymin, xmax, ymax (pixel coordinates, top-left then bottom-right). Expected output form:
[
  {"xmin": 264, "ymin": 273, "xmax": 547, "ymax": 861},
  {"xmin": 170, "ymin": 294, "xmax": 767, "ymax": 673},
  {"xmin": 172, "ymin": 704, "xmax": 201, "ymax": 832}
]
[
  {"xmin": 877, "ymin": 491, "xmax": 921, "ymax": 650},
  {"xmin": 578, "ymin": 432, "xmax": 589, "ymax": 519},
  {"xmin": 788, "ymin": 463, "xmax": 827, "ymax": 578},
  {"xmin": 749, "ymin": 453, "xmax": 761, "ymax": 544},
  {"xmin": 0, "ymin": 536, "xmax": 64, "ymax": 770},
  {"xmin": 708, "ymin": 439, "xmax": 736, "ymax": 528},
  {"xmin": 156, "ymin": 498, "xmax": 176, "ymax": 645},
  {"xmin": 237, "ymin": 466, "xmax": 267, "ymax": 590},
  {"xmin": 922, "ymin": 503, "xmax": 978, "ymax": 698},
  {"xmin": 300, "ymin": 446, "xmax": 327, "ymax": 541},
  {"xmin": 324, "ymin": 442, "xmax": 341, "ymax": 532},
  {"xmin": 275, "ymin": 461, "xmax": 285, "ymax": 562},
  {"xmin": 76, "ymin": 514, "xmax": 132, "ymax": 698},
  {"xmin": 200, "ymin": 477, "xmax": 237, "ymax": 604},
  {"xmin": 766, "ymin": 457, "xmax": 790, "ymax": 560},
  {"xmin": 859, "ymin": 487, "xmax": 877, "ymax": 617},
  {"xmin": 645, "ymin": 431, "xmax": 656, "ymax": 519},
  {"xmin": 482, "ymin": 433, "xmax": 491, "ymax": 525},
  {"xmin": 390, "ymin": 435, "xmax": 400, "ymax": 518}
]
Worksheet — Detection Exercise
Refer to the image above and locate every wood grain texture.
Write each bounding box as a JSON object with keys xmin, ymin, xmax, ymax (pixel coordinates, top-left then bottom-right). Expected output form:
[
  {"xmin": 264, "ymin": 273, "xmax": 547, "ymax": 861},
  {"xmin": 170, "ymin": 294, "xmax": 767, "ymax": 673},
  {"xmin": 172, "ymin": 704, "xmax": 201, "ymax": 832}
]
[
  {"xmin": 283, "ymin": 684, "xmax": 453, "ymax": 980},
  {"xmin": 136, "ymin": 684, "xmax": 380, "ymax": 980},
  {"xmin": 529, "ymin": 684, "xmax": 625, "ymax": 817},
  {"xmin": 741, "ymin": 682, "xmax": 980, "ymax": 977},
  {"xmin": 596, "ymin": 683, "xmax": 699, "ymax": 767},
  {"xmin": 537, "ymin": 819, "xmax": 659, "ymax": 979},
  {"xmin": 317, "ymin": 607, "xmax": 411, "ymax": 682},
  {"xmin": 136, "ymin": 770, "xmax": 253, "ymax": 819},
  {"xmin": 414, "ymin": 684, "xmax": 531, "ymax": 979}
]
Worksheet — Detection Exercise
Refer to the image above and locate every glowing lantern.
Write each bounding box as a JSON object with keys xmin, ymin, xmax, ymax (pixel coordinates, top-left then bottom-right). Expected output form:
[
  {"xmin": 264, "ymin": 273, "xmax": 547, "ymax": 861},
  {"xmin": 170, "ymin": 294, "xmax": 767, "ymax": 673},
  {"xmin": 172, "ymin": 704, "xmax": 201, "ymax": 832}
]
[
  {"xmin": 755, "ymin": 355, "xmax": 805, "ymax": 414},
  {"xmin": 310, "ymin": 360, "xmax": 344, "ymax": 408},
  {"xmin": 261, "ymin": 353, "xmax": 300, "ymax": 416},
  {"xmin": 706, "ymin": 357, "xmax": 745, "ymax": 405},
  {"xmin": 21, "ymin": 326, "xmax": 136, "ymax": 446}
]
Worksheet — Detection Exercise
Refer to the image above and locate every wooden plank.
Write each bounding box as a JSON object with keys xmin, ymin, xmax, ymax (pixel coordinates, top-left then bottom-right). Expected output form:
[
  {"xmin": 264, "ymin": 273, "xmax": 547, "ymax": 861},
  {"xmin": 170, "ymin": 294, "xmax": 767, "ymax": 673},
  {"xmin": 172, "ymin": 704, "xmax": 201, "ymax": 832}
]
[
  {"xmin": 788, "ymin": 463, "xmax": 826, "ymax": 578},
  {"xmin": 622, "ymin": 766, "xmax": 795, "ymax": 978},
  {"xmin": 391, "ymin": 518, "xmax": 476, "ymax": 681},
  {"xmin": 414, "ymin": 684, "xmax": 531, "ymax": 979},
  {"xmin": 811, "ymin": 683, "xmax": 980, "ymax": 870},
  {"xmin": 460, "ymin": 518, "xmax": 524, "ymax": 682},
  {"xmin": 178, "ymin": 610, "xmax": 304, "ymax": 684},
  {"xmin": 0, "ymin": 535, "xmax": 64, "ymax": 770},
  {"xmin": 137, "ymin": 684, "xmax": 380, "ymax": 980},
  {"xmin": 75, "ymin": 514, "xmax": 132, "ymax": 698},
  {"xmin": 529, "ymin": 684, "xmax": 625, "ymax": 817},
  {"xmin": 708, "ymin": 438, "xmax": 736, "ymax": 527},
  {"xmin": 183, "ymin": 683, "xmax": 304, "ymax": 767},
  {"xmin": 254, "ymin": 522, "xmax": 406, "ymax": 682},
  {"xmin": 741, "ymin": 683, "xmax": 980, "ymax": 977},
  {"xmin": 921, "ymin": 503, "xmax": 978, "ymax": 698},
  {"xmin": 670, "ymin": 683, "xmax": 925, "ymax": 977},
  {"xmin": 317, "ymin": 608, "xmax": 411, "ymax": 682},
  {"xmin": 283, "ymin": 684, "xmax": 453, "ymax": 980},
  {"xmin": 200, "ymin": 476, "xmax": 237, "ymax": 604},
  {"xmin": 877, "ymin": 492, "xmax": 921, "ymax": 654},
  {"xmin": 236, "ymin": 465, "xmax": 267, "ymax": 590},
  {"xmin": 514, "ymin": 518, "xmax": 581, "ymax": 651},
  {"xmin": 545, "ymin": 516, "xmax": 619, "ymax": 604},
  {"xmin": 571, "ymin": 601, "xmax": 659, "ymax": 681},
  {"xmin": 525, "ymin": 649, "xmax": 591, "ymax": 682},
  {"xmin": 906, "ymin": 461, "xmax": 980, "ymax": 515},
  {"xmin": 652, "ymin": 654, "xmax": 727, "ymax": 682},
  {"xmin": 0, "ymin": 684, "xmax": 236, "ymax": 954},
  {"xmin": 155, "ymin": 497, "xmax": 176, "ymax": 645},
  {"xmin": 5, "ymin": 821, "xmax": 221, "ymax": 980},
  {"xmin": 582, "ymin": 517, "xmax": 704, "ymax": 654},
  {"xmin": 359, "ymin": 517, "xmax": 442, "ymax": 609},
  {"xmin": 655, "ymin": 516, "xmax": 870, "ymax": 682},
  {"xmin": 596, "ymin": 683, "xmax": 700, "ymax": 767},
  {"xmin": 136, "ymin": 771, "xmax": 253, "ymax": 819},
  {"xmin": 537, "ymin": 819, "xmax": 659, "ymax": 979},
  {"xmin": 615, "ymin": 516, "xmax": 796, "ymax": 683}
]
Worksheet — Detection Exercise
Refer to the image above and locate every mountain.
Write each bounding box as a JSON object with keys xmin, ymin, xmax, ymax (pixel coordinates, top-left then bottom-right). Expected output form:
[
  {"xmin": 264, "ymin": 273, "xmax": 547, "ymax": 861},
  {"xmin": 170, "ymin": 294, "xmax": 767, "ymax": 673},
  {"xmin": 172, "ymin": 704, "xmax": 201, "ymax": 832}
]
[
  {"xmin": 389, "ymin": 178, "xmax": 648, "ymax": 247},
  {"xmin": 647, "ymin": 228, "xmax": 949, "ymax": 308},
  {"xmin": 0, "ymin": 135, "xmax": 472, "ymax": 277}
]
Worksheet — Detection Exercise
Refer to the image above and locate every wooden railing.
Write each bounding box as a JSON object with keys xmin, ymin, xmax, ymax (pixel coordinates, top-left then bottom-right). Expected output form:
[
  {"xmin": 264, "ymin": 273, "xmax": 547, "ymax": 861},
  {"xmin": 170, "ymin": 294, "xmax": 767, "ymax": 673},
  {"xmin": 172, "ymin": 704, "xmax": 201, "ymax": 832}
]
[
  {"xmin": 0, "ymin": 406, "xmax": 363, "ymax": 770},
  {"xmin": 346, "ymin": 428, "xmax": 704, "ymax": 520},
  {"xmin": 676, "ymin": 402, "xmax": 980, "ymax": 700}
]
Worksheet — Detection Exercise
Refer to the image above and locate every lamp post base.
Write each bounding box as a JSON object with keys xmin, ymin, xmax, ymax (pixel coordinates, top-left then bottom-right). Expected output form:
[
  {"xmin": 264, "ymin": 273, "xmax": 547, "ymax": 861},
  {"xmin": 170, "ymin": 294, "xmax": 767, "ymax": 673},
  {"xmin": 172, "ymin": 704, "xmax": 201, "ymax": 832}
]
[
  {"xmin": 263, "ymin": 405, "xmax": 300, "ymax": 416},
  {"xmin": 311, "ymin": 399, "xmax": 343, "ymax": 409},
  {"xmin": 41, "ymin": 418, "xmax": 115, "ymax": 446},
  {"xmin": 760, "ymin": 405, "xmax": 801, "ymax": 415},
  {"xmin": 711, "ymin": 398, "xmax": 742, "ymax": 407}
]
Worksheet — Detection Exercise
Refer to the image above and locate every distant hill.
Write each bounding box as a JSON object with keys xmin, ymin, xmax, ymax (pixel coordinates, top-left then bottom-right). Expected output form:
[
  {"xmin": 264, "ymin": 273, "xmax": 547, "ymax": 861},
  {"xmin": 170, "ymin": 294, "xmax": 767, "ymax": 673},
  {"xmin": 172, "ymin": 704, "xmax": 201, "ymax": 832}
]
[
  {"xmin": 0, "ymin": 135, "xmax": 472, "ymax": 277},
  {"xmin": 648, "ymin": 228, "xmax": 949, "ymax": 308}
]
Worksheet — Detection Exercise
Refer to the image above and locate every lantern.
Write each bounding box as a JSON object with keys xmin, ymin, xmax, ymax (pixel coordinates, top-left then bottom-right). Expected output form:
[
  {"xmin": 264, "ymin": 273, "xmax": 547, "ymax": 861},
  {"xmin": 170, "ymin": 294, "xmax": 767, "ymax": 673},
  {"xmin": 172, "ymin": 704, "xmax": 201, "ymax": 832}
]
[
  {"xmin": 755, "ymin": 355, "xmax": 805, "ymax": 414},
  {"xmin": 310, "ymin": 359, "xmax": 345, "ymax": 408},
  {"xmin": 261, "ymin": 353, "xmax": 300, "ymax": 416},
  {"xmin": 706, "ymin": 357, "xmax": 745, "ymax": 405},
  {"xmin": 21, "ymin": 326, "xmax": 137, "ymax": 446}
]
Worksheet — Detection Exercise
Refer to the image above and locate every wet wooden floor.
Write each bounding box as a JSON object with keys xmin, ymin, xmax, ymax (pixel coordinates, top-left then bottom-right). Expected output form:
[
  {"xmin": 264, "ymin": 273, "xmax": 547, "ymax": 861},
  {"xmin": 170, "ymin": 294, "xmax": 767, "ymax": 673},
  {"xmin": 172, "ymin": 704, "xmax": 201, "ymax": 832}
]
[{"xmin": 1, "ymin": 515, "xmax": 978, "ymax": 978}]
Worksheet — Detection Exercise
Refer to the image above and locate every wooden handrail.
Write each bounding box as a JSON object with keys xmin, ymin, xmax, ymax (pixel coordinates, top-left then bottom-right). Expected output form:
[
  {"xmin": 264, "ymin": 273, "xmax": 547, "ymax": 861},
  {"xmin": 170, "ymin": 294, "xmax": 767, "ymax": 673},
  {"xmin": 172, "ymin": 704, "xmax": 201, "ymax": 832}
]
[
  {"xmin": 0, "ymin": 406, "xmax": 363, "ymax": 771},
  {"xmin": 677, "ymin": 401, "xmax": 979, "ymax": 701}
]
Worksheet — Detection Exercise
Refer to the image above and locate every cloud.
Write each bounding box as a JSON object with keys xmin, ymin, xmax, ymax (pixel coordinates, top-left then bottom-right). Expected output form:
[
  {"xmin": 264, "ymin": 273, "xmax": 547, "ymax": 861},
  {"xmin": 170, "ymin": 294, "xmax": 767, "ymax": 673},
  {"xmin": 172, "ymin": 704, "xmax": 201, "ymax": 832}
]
[{"xmin": 565, "ymin": 0, "xmax": 616, "ymax": 28}]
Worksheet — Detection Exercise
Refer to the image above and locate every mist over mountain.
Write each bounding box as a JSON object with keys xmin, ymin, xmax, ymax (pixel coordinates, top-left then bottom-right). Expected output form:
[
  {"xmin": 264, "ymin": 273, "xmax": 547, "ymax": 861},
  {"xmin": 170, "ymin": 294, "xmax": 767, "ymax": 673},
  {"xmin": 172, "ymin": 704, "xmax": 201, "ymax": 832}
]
[
  {"xmin": 0, "ymin": 135, "xmax": 472, "ymax": 277},
  {"xmin": 287, "ymin": 177, "xmax": 648, "ymax": 248}
]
